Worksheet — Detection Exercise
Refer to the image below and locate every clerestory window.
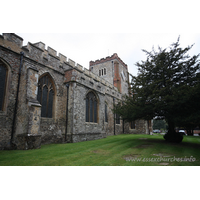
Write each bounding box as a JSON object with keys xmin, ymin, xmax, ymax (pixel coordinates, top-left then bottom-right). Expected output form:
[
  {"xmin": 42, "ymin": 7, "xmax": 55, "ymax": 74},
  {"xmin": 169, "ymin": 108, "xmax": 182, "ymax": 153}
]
[{"xmin": 37, "ymin": 74, "xmax": 55, "ymax": 118}]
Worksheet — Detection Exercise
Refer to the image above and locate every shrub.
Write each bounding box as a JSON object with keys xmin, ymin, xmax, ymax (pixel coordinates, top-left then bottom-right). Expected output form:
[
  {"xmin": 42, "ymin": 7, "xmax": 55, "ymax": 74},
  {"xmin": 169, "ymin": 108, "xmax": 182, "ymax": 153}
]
[{"xmin": 164, "ymin": 131, "xmax": 183, "ymax": 143}]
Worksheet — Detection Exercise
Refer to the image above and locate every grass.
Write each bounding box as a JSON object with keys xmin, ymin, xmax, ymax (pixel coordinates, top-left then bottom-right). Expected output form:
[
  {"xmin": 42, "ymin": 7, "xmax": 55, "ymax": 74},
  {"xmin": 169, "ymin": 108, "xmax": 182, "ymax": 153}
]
[{"xmin": 0, "ymin": 134, "xmax": 200, "ymax": 166}]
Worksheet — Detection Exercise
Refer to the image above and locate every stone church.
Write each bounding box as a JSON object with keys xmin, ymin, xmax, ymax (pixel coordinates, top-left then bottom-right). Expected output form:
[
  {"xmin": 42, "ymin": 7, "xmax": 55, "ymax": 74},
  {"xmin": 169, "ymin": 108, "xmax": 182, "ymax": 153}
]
[{"xmin": 0, "ymin": 33, "xmax": 152, "ymax": 150}]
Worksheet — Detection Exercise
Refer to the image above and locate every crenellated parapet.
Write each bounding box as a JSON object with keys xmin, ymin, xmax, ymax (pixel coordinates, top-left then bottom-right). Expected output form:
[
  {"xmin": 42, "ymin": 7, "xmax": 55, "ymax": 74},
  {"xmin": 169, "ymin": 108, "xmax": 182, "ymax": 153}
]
[
  {"xmin": 0, "ymin": 33, "xmax": 122, "ymax": 99},
  {"xmin": 2, "ymin": 33, "xmax": 23, "ymax": 48},
  {"xmin": 0, "ymin": 33, "xmax": 70, "ymax": 72}
]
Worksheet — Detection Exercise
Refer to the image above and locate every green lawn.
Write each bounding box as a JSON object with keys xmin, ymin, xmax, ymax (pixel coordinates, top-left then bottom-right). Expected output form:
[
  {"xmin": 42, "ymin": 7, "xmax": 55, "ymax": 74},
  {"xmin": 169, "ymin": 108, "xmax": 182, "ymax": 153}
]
[{"xmin": 0, "ymin": 134, "xmax": 200, "ymax": 166}]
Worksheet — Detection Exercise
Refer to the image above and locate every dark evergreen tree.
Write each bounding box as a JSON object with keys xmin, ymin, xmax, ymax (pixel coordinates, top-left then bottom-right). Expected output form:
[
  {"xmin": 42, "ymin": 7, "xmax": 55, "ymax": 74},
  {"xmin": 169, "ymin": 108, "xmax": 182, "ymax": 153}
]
[{"xmin": 114, "ymin": 37, "xmax": 200, "ymax": 142}]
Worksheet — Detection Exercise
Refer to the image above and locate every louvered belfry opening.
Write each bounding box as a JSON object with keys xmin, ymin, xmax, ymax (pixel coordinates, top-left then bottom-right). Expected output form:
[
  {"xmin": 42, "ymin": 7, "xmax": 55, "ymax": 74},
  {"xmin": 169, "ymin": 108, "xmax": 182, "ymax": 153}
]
[
  {"xmin": 0, "ymin": 61, "xmax": 7, "ymax": 111},
  {"xmin": 37, "ymin": 74, "xmax": 54, "ymax": 118},
  {"xmin": 86, "ymin": 92, "xmax": 98, "ymax": 123}
]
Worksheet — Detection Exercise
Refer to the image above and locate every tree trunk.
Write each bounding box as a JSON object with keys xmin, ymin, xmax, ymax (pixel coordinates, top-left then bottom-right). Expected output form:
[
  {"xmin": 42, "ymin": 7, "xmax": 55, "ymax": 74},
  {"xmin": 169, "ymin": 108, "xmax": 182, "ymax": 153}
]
[
  {"xmin": 186, "ymin": 126, "xmax": 193, "ymax": 136},
  {"xmin": 164, "ymin": 118, "xmax": 183, "ymax": 143},
  {"xmin": 167, "ymin": 120, "xmax": 175, "ymax": 135}
]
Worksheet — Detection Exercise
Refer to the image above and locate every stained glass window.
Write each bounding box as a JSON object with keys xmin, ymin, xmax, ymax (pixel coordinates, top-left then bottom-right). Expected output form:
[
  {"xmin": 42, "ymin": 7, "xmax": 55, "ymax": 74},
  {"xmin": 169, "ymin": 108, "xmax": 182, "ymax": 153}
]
[
  {"xmin": 37, "ymin": 74, "xmax": 54, "ymax": 118},
  {"xmin": 86, "ymin": 92, "xmax": 98, "ymax": 123}
]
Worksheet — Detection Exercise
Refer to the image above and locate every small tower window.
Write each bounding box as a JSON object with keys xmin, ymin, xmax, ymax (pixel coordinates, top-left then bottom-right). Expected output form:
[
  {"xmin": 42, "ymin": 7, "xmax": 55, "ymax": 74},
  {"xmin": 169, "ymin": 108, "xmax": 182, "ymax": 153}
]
[
  {"xmin": 99, "ymin": 68, "xmax": 106, "ymax": 76},
  {"xmin": 104, "ymin": 68, "xmax": 106, "ymax": 75}
]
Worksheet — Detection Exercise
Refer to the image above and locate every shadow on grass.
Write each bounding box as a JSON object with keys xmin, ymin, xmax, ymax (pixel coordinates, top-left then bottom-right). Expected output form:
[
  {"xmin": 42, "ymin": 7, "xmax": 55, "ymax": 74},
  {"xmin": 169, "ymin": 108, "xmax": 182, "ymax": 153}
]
[
  {"xmin": 175, "ymin": 141, "xmax": 200, "ymax": 149},
  {"xmin": 134, "ymin": 137, "xmax": 200, "ymax": 149}
]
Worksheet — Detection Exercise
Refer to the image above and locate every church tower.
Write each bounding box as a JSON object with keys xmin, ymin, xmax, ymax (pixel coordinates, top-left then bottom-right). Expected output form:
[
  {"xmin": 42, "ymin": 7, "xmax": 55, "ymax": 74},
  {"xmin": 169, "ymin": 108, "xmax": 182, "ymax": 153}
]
[{"xmin": 89, "ymin": 53, "xmax": 129, "ymax": 95}]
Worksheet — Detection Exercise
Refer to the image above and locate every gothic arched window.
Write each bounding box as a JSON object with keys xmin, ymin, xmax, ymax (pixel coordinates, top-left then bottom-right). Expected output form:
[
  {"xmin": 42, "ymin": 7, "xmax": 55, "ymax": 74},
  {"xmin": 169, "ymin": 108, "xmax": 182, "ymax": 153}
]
[
  {"xmin": 37, "ymin": 74, "xmax": 55, "ymax": 118},
  {"xmin": 0, "ymin": 61, "xmax": 7, "ymax": 111},
  {"xmin": 86, "ymin": 92, "xmax": 98, "ymax": 123}
]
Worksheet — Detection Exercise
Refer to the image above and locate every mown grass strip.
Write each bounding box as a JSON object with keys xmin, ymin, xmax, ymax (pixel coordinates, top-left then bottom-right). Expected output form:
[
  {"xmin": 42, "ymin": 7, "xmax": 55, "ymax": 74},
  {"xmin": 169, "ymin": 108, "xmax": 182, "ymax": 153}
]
[{"xmin": 0, "ymin": 134, "xmax": 199, "ymax": 166}]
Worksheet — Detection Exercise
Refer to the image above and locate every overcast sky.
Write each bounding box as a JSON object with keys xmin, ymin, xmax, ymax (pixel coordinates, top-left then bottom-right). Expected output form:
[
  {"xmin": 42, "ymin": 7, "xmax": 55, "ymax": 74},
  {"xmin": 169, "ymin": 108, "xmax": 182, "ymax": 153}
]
[
  {"xmin": 16, "ymin": 33, "xmax": 200, "ymax": 76},
  {"xmin": 2, "ymin": 0, "xmax": 200, "ymax": 76}
]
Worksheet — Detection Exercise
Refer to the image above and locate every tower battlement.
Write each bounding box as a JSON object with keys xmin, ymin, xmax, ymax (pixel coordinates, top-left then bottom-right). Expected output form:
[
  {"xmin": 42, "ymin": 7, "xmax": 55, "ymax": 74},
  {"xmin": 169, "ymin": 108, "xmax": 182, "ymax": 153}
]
[{"xmin": 90, "ymin": 53, "xmax": 128, "ymax": 70}]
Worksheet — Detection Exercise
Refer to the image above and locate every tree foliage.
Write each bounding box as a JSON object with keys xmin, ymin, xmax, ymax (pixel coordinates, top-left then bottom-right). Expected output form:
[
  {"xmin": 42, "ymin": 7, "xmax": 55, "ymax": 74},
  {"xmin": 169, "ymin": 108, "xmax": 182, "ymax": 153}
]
[
  {"xmin": 153, "ymin": 120, "xmax": 167, "ymax": 130},
  {"xmin": 114, "ymin": 37, "xmax": 200, "ymax": 141}
]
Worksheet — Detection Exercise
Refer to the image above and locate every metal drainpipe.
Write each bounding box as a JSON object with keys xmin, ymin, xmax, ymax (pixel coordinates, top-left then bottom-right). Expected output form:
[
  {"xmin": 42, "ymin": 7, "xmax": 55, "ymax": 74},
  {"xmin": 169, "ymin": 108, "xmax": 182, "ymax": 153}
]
[
  {"xmin": 11, "ymin": 51, "xmax": 24, "ymax": 143},
  {"xmin": 65, "ymin": 83, "xmax": 69, "ymax": 142},
  {"xmin": 113, "ymin": 97, "xmax": 116, "ymax": 135}
]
